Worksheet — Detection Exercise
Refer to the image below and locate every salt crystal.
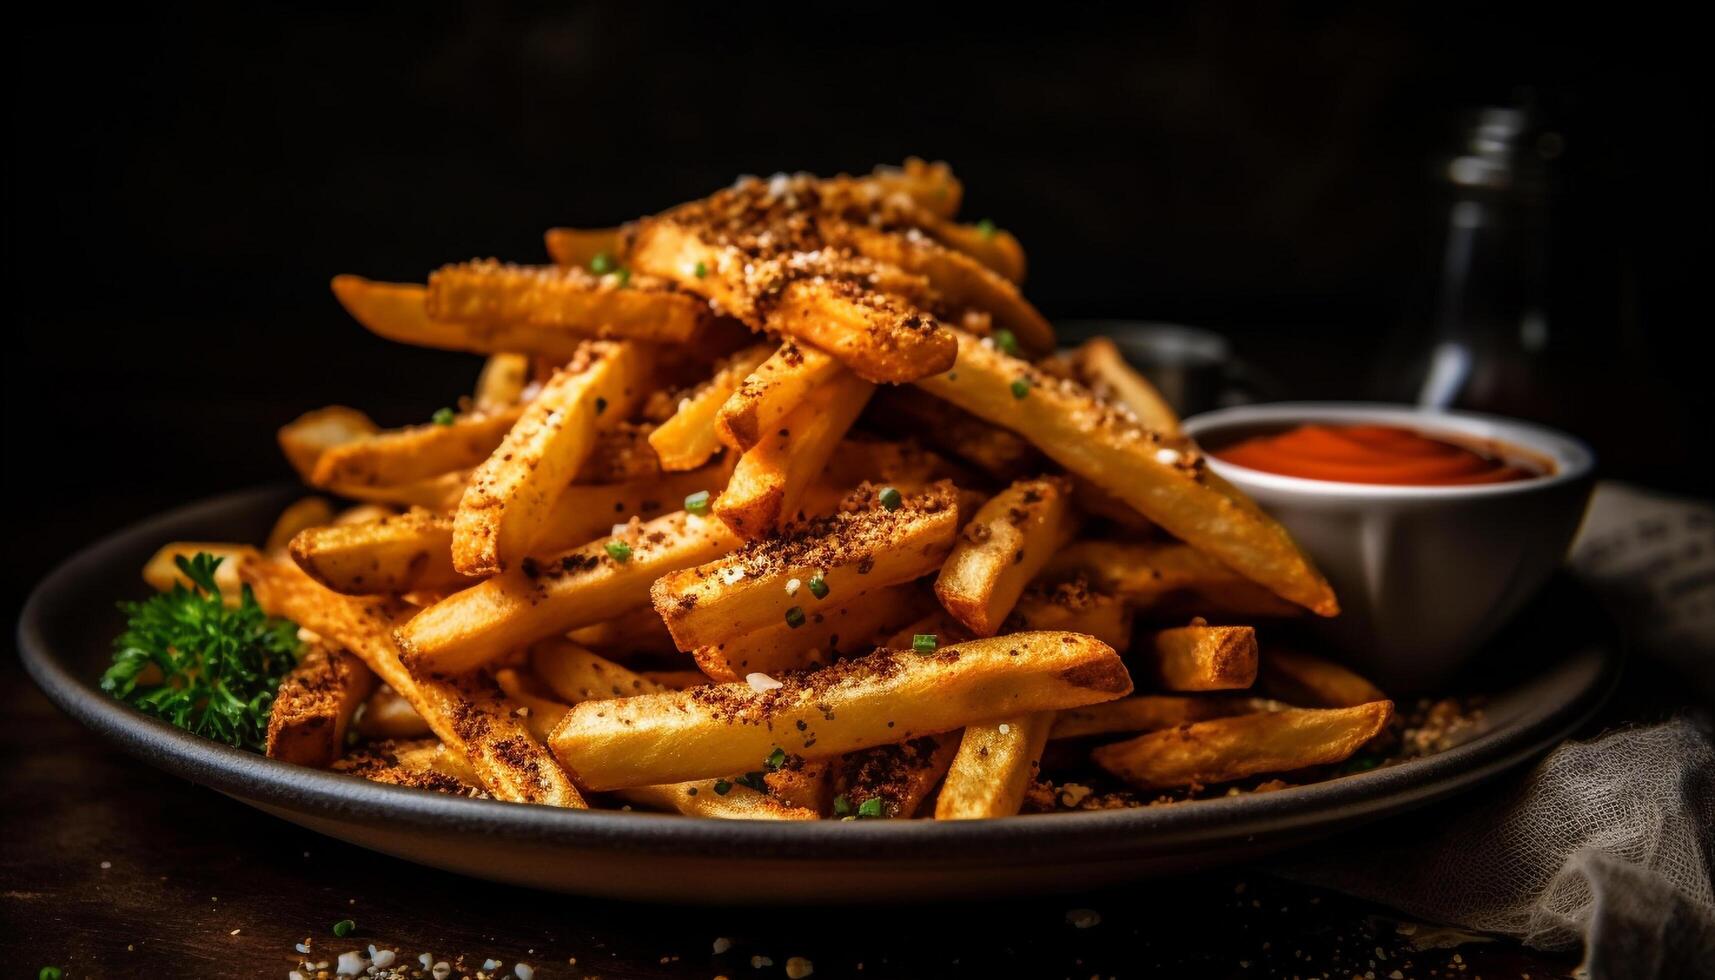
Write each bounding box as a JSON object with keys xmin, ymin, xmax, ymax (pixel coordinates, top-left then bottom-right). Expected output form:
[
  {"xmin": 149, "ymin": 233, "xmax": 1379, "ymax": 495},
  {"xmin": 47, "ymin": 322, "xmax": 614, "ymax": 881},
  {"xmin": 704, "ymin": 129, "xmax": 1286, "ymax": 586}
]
[
  {"xmin": 1154, "ymin": 447, "xmax": 1182, "ymax": 466},
  {"xmin": 721, "ymin": 566, "xmax": 746, "ymax": 585},
  {"xmin": 484, "ymin": 959, "xmax": 502, "ymax": 971},
  {"xmin": 713, "ymin": 937, "xmax": 732, "ymax": 954},
  {"xmin": 514, "ymin": 964, "xmax": 534, "ymax": 980},
  {"xmin": 998, "ymin": 723, "xmax": 1011, "ymax": 735},
  {"xmin": 336, "ymin": 950, "xmax": 367, "ymax": 975},
  {"xmin": 785, "ymin": 578, "xmax": 801, "ymax": 596},
  {"xmin": 747, "ymin": 672, "xmax": 783, "ymax": 692}
]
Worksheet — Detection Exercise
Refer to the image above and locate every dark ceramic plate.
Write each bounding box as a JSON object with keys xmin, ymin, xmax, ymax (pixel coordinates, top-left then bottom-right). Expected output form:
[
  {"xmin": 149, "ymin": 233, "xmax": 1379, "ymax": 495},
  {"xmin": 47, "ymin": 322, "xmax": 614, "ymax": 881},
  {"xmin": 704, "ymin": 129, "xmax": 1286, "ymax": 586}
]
[{"xmin": 18, "ymin": 486, "xmax": 1620, "ymax": 902}]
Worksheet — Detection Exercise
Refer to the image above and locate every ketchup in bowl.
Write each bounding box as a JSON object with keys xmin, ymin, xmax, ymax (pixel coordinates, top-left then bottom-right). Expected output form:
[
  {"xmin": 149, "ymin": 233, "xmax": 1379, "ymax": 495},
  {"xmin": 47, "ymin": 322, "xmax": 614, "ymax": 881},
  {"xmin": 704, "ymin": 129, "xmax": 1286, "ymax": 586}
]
[{"xmin": 1211, "ymin": 423, "xmax": 1543, "ymax": 486}]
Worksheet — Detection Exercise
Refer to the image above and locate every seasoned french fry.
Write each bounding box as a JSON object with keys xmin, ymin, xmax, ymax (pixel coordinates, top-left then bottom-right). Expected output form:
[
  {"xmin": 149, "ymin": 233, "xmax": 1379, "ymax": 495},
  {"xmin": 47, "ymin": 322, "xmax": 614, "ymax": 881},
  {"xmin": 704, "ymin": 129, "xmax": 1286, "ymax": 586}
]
[
  {"xmin": 832, "ymin": 734, "xmax": 959, "ymax": 819},
  {"xmin": 690, "ymin": 582, "xmax": 932, "ymax": 682},
  {"xmin": 929, "ymin": 220, "xmax": 1026, "ymax": 285},
  {"xmin": 240, "ymin": 555, "xmax": 584, "ymax": 806},
  {"xmin": 453, "ymin": 341, "xmax": 648, "ymax": 575},
  {"xmin": 917, "ymin": 331, "xmax": 1337, "ymax": 616},
  {"xmin": 714, "ymin": 369, "xmax": 875, "ymax": 539},
  {"xmin": 934, "ymin": 476, "xmax": 1077, "ymax": 636},
  {"xmin": 265, "ymin": 497, "xmax": 334, "ymax": 554},
  {"xmin": 715, "ymin": 342, "xmax": 844, "ymax": 452},
  {"xmin": 278, "ymin": 406, "xmax": 378, "ymax": 483},
  {"xmin": 474, "ymin": 352, "xmax": 532, "ymax": 412},
  {"xmin": 531, "ymin": 640, "xmax": 672, "ymax": 703},
  {"xmin": 1050, "ymin": 695, "xmax": 1283, "ymax": 740},
  {"xmin": 142, "ymin": 542, "xmax": 258, "ymax": 603},
  {"xmin": 654, "ymin": 483, "xmax": 958, "ymax": 651},
  {"xmin": 266, "ymin": 642, "xmax": 376, "ymax": 768},
  {"xmin": 398, "ymin": 510, "xmax": 742, "ymax": 675},
  {"xmin": 1262, "ymin": 647, "xmax": 1387, "ymax": 708},
  {"xmin": 544, "ymin": 227, "xmax": 621, "ymax": 269},
  {"xmin": 333, "ymin": 738, "xmax": 483, "ymax": 797},
  {"xmin": 426, "ymin": 261, "xmax": 710, "ymax": 346},
  {"xmin": 1150, "ymin": 623, "xmax": 1259, "ymax": 691},
  {"xmin": 866, "ymin": 386, "xmax": 1044, "ymax": 481},
  {"xmin": 1003, "ymin": 579, "xmax": 1134, "ymax": 650},
  {"xmin": 549, "ymin": 632, "xmax": 1131, "ymax": 790},
  {"xmin": 934, "ymin": 712, "xmax": 1053, "ymax": 819},
  {"xmin": 355, "ymin": 684, "xmax": 432, "ymax": 739},
  {"xmin": 1045, "ymin": 540, "xmax": 1303, "ymax": 619},
  {"xmin": 1091, "ymin": 701, "xmax": 1394, "ymax": 790},
  {"xmin": 309, "ymin": 407, "xmax": 524, "ymax": 490},
  {"xmin": 289, "ymin": 511, "xmax": 471, "ymax": 595},
  {"xmin": 533, "ymin": 461, "xmax": 729, "ymax": 558},
  {"xmin": 617, "ymin": 780, "xmax": 822, "ymax": 820},
  {"xmin": 647, "ymin": 344, "xmax": 772, "ymax": 470},
  {"xmin": 1066, "ymin": 337, "xmax": 1180, "ymax": 435}
]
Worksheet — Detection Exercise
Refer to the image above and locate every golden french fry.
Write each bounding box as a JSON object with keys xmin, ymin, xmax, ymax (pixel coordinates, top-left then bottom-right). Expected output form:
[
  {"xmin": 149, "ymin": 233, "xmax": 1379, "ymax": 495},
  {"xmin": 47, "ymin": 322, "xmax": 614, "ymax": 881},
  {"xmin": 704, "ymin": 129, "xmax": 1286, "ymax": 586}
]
[
  {"xmin": 530, "ymin": 640, "xmax": 672, "ymax": 703},
  {"xmin": 917, "ymin": 331, "xmax": 1337, "ymax": 616},
  {"xmin": 648, "ymin": 344, "xmax": 773, "ymax": 470},
  {"xmin": 690, "ymin": 582, "xmax": 932, "ymax": 682},
  {"xmin": 142, "ymin": 542, "xmax": 257, "ymax": 604},
  {"xmin": 240, "ymin": 555, "xmax": 584, "ymax": 806},
  {"xmin": 929, "ymin": 220, "xmax": 1026, "ymax": 285},
  {"xmin": 832, "ymin": 734, "xmax": 959, "ymax": 819},
  {"xmin": 713, "ymin": 368, "xmax": 875, "ymax": 539},
  {"xmin": 534, "ymin": 462, "xmax": 729, "ymax": 558},
  {"xmin": 1150, "ymin": 623, "xmax": 1258, "ymax": 691},
  {"xmin": 265, "ymin": 497, "xmax": 335, "ymax": 554},
  {"xmin": 549, "ymin": 632, "xmax": 1131, "ymax": 790},
  {"xmin": 453, "ymin": 341, "xmax": 648, "ymax": 575},
  {"xmin": 1262, "ymin": 647, "xmax": 1388, "ymax": 708},
  {"xmin": 474, "ymin": 352, "xmax": 532, "ymax": 412},
  {"xmin": 278, "ymin": 406, "xmax": 379, "ymax": 483},
  {"xmin": 934, "ymin": 476, "xmax": 1077, "ymax": 636},
  {"xmin": 934, "ymin": 712, "xmax": 1053, "ymax": 819},
  {"xmin": 425, "ymin": 260, "xmax": 710, "ymax": 346},
  {"xmin": 397, "ymin": 510, "xmax": 742, "ymax": 675},
  {"xmin": 1091, "ymin": 701, "xmax": 1394, "ymax": 790},
  {"xmin": 265, "ymin": 642, "xmax": 376, "ymax": 768},
  {"xmin": 617, "ymin": 779, "xmax": 821, "ymax": 821},
  {"xmin": 1003, "ymin": 579, "xmax": 1134, "ymax": 650},
  {"xmin": 544, "ymin": 227, "xmax": 622, "ymax": 269},
  {"xmin": 654, "ymin": 482, "xmax": 958, "ymax": 651},
  {"xmin": 1045, "ymin": 540, "xmax": 1304, "ymax": 619},
  {"xmin": 714, "ymin": 341, "xmax": 843, "ymax": 452},
  {"xmin": 1050, "ymin": 695, "xmax": 1283, "ymax": 741},
  {"xmin": 309, "ymin": 407, "xmax": 523, "ymax": 490},
  {"xmin": 1066, "ymin": 337, "xmax": 1180, "ymax": 435},
  {"xmin": 289, "ymin": 511, "xmax": 471, "ymax": 596},
  {"xmin": 334, "ymin": 738, "xmax": 483, "ymax": 796},
  {"xmin": 866, "ymin": 386, "xmax": 1043, "ymax": 481},
  {"xmin": 355, "ymin": 684, "xmax": 432, "ymax": 739}
]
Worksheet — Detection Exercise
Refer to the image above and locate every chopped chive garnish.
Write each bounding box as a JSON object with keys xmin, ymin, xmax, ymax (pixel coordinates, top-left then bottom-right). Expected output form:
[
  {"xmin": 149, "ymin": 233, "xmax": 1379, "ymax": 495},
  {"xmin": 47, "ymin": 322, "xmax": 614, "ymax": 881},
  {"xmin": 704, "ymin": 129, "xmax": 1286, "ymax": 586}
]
[
  {"xmin": 832, "ymin": 794, "xmax": 852, "ymax": 817},
  {"xmin": 694, "ymin": 260, "xmax": 708, "ymax": 278},
  {"xmin": 785, "ymin": 606, "xmax": 806, "ymax": 629},
  {"xmin": 614, "ymin": 267, "xmax": 631, "ymax": 287},
  {"xmin": 333, "ymin": 919, "xmax": 356, "ymax": 938},
  {"xmin": 913, "ymin": 634, "xmax": 938, "ymax": 654},
  {"xmin": 993, "ymin": 328, "xmax": 1020, "ymax": 357},
  {"xmin": 605, "ymin": 540, "xmax": 632, "ymax": 563},
  {"xmin": 431, "ymin": 407, "xmax": 456, "ymax": 426},
  {"xmin": 589, "ymin": 251, "xmax": 616, "ymax": 274},
  {"xmin": 39, "ymin": 969, "xmax": 64, "ymax": 980},
  {"xmin": 765, "ymin": 747, "xmax": 787, "ymax": 771},
  {"xmin": 594, "ymin": 396, "xmax": 608, "ymax": 416},
  {"xmin": 1010, "ymin": 378, "xmax": 1031, "ymax": 400},
  {"xmin": 684, "ymin": 490, "xmax": 711, "ymax": 515},
  {"xmin": 713, "ymin": 778, "xmax": 733, "ymax": 795},
  {"xmin": 976, "ymin": 218, "xmax": 998, "ymax": 240},
  {"xmin": 857, "ymin": 797, "xmax": 885, "ymax": 819},
  {"xmin": 807, "ymin": 576, "xmax": 829, "ymax": 599},
  {"xmin": 737, "ymin": 770, "xmax": 769, "ymax": 792},
  {"xmin": 878, "ymin": 486, "xmax": 902, "ymax": 511}
]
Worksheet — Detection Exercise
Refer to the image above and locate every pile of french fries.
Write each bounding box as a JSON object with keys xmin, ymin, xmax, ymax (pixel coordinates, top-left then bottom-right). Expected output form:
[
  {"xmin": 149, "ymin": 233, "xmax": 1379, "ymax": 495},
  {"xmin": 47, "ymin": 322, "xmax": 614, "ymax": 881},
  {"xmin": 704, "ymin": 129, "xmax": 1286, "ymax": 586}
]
[{"xmin": 144, "ymin": 160, "xmax": 1402, "ymax": 820}]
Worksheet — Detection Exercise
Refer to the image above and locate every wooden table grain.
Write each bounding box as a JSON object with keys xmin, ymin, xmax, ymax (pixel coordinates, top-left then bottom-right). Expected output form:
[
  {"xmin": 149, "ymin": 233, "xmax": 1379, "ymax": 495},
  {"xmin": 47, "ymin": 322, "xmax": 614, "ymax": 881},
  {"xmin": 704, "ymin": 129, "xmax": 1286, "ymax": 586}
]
[{"xmin": 1, "ymin": 656, "xmax": 1574, "ymax": 980}]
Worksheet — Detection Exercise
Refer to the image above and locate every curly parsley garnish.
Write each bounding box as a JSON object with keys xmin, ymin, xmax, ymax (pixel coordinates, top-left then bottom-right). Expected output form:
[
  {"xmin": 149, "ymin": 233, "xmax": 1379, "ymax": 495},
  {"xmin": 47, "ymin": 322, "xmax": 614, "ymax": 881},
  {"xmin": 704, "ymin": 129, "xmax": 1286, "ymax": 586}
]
[{"xmin": 101, "ymin": 553, "xmax": 300, "ymax": 750}]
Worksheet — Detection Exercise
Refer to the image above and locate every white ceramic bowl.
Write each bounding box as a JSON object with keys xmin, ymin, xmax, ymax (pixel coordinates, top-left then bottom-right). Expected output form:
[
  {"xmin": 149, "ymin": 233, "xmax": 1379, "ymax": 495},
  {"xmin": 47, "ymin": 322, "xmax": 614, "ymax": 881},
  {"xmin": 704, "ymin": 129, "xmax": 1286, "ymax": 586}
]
[{"xmin": 1182, "ymin": 403, "xmax": 1596, "ymax": 691}]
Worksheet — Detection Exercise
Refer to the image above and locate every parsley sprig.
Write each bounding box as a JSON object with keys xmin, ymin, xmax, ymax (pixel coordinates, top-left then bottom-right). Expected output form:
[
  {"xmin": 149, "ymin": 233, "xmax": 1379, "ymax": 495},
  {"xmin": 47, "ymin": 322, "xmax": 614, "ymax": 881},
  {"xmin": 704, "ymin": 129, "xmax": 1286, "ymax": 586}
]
[{"xmin": 101, "ymin": 553, "xmax": 301, "ymax": 751}]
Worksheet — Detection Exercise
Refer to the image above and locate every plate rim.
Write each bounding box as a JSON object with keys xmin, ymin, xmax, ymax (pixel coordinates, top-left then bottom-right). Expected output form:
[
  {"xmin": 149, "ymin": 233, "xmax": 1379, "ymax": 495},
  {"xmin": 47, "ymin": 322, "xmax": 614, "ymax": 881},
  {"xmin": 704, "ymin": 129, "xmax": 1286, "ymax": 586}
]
[{"xmin": 17, "ymin": 484, "xmax": 1623, "ymax": 863}]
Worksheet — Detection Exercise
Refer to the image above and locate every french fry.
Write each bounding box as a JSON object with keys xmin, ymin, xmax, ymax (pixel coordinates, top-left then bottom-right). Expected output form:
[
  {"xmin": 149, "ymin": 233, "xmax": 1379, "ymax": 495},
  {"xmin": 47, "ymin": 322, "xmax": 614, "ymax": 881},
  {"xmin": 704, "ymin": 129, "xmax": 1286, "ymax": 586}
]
[
  {"xmin": 1003, "ymin": 579, "xmax": 1134, "ymax": 650},
  {"xmin": 916, "ymin": 331, "xmax": 1337, "ymax": 616},
  {"xmin": 265, "ymin": 497, "xmax": 334, "ymax": 554},
  {"xmin": 333, "ymin": 738, "xmax": 484, "ymax": 797},
  {"xmin": 654, "ymin": 482, "xmax": 958, "ymax": 651},
  {"xmin": 715, "ymin": 342, "xmax": 843, "ymax": 452},
  {"xmin": 549, "ymin": 632, "xmax": 1131, "ymax": 790},
  {"xmin": 355, "ymin": 684, "xmax": 432, "ymax": 739},
  {"xmin": 278, "ymin": 406, "xmax": 378, "ymax": 483},
  {"xmin": 426, "ymin": 260, "xmax": 710, "ymax": 346},
  {"xmin": 533, "ymin": 461, "xmax": 729, "ymax": 558},
  {"xmin": 832, "ymin": 734, "xmax": 959, "ymax": 819},
  {"xmin": 531, "ymin": 640, "xmax": 673, "ymax": 703},
  {"xmin": 1262, "ymin": 647, "xmax": 1387, "ymax": 708},
  {"xmin": 713, "ymin": 369, "xmax": 875, "ymax": 539},
  {"xmin": 1050, "ymin": 695, "xmax": 1283, "ymax": 741},
  {"xmin": 544, "ymin": 227, "xmax": 621, "ymax": 269},
  {"xmin": 288, "ymin": 511, "xmax": 470, "ymax": 596},
  {"xmin": 309, "ymin": 407, "xmax": 524, "ymax": 490},
  {"xmin": 1149, "ymin": 623, "xmax": 1259, "ymax": 691},
  {"xmin": 398, "ymin": 510, "xmax": 742, "ymax": 675},
  {"xmin": 929, "ymin": 220, "xmax": 1027, "ymax": 285},
  {"xmin": 648, "ymin": 343, "xmax": 772, "ymax": 470},
  {"xmin": 474, "ymin": 352, "xmax": 532, "ymax": 411},
  {"xmin": 866, "ymin": 386, "xmax": 1044, "ymax": 481},
  {"xmin": 690, "ymin": 581, "xmax": 932, "ymax": 682},
  {"xmin": 1091, "ymin": 701, "xmax": 1394, "ymax": 790},
  {"xmin": 265, "ymin": 642, "xmax": 376, "ymax": 768},
  {"xmin": 142, "ymin": 542, "xmax": 258, "ymax": 603},
  {"xmin": 1065, "ymin": 337, "xmax": 1180, "ymax": 435},
  {"xmin": 240, "ymin": 555, "xmax": 584, "ymax": 806},
  {"xmin": 453, "ymin": 341, "xmax": 648, "ymax": 575},
  {"xmin": 933, "ymin": 712, "xmax": 1053, "ymax": 819},
  {"xmin": 616, "ymin": 780, "xmax": 821, "ymax": 820},
  {"xmin": 934, "ymin": 476, "xmax": 1077, "ymax": 636},
  {"xmin": 1044, "ymin": 540, "xmax": 1304, "ymax": 619}
]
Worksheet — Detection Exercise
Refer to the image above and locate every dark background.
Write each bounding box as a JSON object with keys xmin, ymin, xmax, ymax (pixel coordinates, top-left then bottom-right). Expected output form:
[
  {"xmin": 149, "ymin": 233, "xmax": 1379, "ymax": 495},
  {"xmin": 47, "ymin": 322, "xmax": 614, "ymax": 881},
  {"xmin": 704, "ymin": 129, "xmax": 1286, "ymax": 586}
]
[{"xmin": 7, "ymin": 2, "xmax": 1709, "ymax": 610}]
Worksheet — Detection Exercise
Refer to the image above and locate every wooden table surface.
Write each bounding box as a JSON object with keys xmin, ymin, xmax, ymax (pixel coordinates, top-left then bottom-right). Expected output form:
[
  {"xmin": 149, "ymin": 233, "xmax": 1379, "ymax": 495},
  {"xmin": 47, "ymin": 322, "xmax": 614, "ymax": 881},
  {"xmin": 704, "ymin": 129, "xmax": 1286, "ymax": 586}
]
[{"xmin": 1, "ymin": 657, "xmax": 1574, "ymax": 980}]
